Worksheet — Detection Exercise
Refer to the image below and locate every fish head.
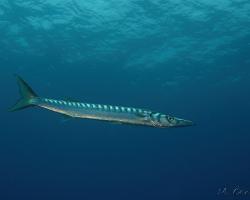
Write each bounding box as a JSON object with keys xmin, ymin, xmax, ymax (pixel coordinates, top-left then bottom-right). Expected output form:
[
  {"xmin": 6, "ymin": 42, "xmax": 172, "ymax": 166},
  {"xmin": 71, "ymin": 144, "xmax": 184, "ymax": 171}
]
[{"xmin": 160, "ymin": 115, "xmax": 194, "ymax": 128}]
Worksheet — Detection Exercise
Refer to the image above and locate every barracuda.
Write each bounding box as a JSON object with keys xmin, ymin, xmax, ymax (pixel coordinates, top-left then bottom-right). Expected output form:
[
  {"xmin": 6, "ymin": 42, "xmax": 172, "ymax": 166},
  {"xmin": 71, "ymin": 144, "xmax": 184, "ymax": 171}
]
[{"xmin": 10, "ymin": 75, "xmax": 194, "ymax": 128}]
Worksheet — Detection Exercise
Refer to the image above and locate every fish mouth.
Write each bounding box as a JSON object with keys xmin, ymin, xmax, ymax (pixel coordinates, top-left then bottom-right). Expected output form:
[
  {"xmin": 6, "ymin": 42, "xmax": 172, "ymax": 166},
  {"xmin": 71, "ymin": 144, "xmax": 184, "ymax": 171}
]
[{"xmin": 175, "ymin": 118, "xmax": 194, "ymax": 127}]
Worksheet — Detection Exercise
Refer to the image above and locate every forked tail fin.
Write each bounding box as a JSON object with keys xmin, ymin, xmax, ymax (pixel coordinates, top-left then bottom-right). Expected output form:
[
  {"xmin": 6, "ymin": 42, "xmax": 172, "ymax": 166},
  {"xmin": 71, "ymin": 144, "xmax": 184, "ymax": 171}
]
[{"xmin": 9, "ymin": 75, "xmax": 38, "ymax": 112}]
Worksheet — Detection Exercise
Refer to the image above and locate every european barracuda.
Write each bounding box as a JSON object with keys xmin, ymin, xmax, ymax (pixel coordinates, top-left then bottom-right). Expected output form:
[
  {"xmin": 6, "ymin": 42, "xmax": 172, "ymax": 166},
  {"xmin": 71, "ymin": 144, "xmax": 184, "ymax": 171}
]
[{"xmin": 10, "ymin": 75, "xmax": 194, "ymax": 128}]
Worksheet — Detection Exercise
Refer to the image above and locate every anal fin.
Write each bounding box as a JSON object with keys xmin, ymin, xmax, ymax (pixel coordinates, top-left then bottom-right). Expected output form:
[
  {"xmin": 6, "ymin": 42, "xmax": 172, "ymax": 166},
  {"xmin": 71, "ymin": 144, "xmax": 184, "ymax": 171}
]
[{"xmin": 61, "ymin": 114, "xmax": 73, "ymax": 123}]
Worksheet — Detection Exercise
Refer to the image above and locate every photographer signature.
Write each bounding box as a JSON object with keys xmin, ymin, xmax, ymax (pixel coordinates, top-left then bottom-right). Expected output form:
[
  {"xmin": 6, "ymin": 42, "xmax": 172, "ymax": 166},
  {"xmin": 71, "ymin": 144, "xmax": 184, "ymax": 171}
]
[{"xmin": 217, "ymin": 185, "xmax": 249, "ymax": 197}]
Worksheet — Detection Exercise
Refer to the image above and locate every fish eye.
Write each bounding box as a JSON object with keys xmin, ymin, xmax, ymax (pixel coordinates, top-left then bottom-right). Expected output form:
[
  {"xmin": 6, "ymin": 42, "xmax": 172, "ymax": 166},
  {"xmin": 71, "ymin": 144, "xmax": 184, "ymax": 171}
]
[{"xmin": 167, "ymin": 116, "xmax": 174, "ymax": 121}]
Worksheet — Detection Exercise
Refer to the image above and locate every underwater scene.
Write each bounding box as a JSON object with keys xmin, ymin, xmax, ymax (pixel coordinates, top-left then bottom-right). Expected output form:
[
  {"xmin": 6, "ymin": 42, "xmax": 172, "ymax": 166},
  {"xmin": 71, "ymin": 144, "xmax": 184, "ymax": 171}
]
[{"xmin": 0, "ymin": 0, "xmax": 250, "ymax": 199}]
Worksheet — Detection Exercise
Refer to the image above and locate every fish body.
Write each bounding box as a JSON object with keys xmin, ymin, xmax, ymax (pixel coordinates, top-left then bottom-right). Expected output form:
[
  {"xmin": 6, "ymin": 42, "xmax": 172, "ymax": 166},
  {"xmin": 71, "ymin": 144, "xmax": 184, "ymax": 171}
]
[{"xmin": 10, "ymin": 76, "xmax": 194, "ymax": 128}]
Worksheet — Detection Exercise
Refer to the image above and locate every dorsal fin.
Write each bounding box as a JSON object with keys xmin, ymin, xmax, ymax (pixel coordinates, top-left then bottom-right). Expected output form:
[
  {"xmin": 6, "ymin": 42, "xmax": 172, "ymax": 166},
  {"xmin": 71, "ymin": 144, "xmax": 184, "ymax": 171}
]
[{"xmin": 63, "ymin": 97, "xmax": 81, "ymax": 102}]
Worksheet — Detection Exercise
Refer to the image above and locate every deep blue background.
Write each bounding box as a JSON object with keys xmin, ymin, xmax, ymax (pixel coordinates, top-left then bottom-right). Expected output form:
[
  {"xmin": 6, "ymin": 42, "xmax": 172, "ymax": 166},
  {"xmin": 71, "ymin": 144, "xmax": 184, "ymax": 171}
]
[{"xmin": 1, "ymin": 1, "xmax": 250, "ymax": 199}]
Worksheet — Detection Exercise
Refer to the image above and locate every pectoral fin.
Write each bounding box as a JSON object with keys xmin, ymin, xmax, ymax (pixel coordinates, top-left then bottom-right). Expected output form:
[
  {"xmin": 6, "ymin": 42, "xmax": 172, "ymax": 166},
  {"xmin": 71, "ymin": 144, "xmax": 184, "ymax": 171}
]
[{"xmin": 135, "ymin": 112, "xmax": 150, "ymax": 121}]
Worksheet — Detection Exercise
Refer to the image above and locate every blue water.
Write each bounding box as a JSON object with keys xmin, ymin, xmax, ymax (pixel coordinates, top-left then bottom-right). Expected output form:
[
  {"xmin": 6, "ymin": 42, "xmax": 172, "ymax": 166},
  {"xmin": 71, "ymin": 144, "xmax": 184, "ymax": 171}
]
[{"xmin": 1, "ymin": 1, "xmax": 250, "ymax": 199}]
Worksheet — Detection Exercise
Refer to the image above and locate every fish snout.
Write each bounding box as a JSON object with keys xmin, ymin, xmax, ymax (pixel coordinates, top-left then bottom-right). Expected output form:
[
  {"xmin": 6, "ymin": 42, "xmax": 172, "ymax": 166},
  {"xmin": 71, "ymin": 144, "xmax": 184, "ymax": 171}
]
[{"xmin": 175, "ymin": 118, "xmax": 194, "ymax": 127}]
